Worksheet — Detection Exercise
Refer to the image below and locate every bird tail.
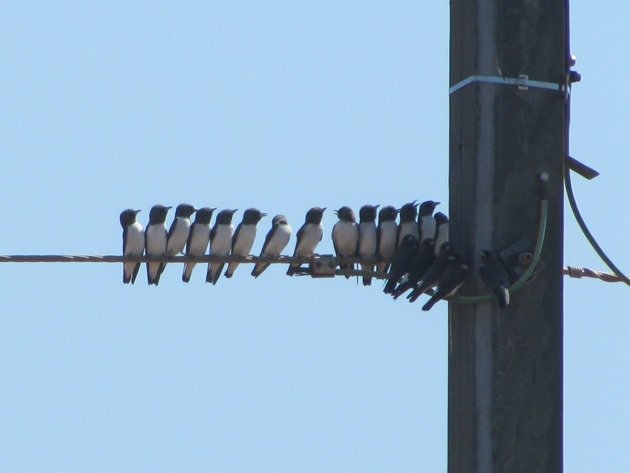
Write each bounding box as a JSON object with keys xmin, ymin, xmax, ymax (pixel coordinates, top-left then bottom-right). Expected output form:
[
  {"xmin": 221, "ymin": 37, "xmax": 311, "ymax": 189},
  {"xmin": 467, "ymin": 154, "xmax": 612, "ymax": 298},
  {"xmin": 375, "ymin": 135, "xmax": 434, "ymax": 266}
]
[
  {"xmin": 383, "ymin": 278, "xmax": 398, "ymax": 294},
  {"xmin": 207, "ymin": 263, "xmax": 225, "ymax": 284},
  {"xmin": 421, "ymin": 295, "xmax": 440, "ymax": 311},
  {"xmin": 224, "ymin": 261, "xmax": 238, "ymax": 279},
  {"xmin": 391, "ymin": 280, "xmax": 412, "ymax": 299},
  {"xmin": 147, "ymin": 262, "xmax": 161, "ymax": 285},
  {"xmin": 407, "ymin": 281, "xmax": 429, "ymax": 303},
  {"xmin": 360, "ymin": 263, "xmax": 373, "ymax": 286},
  {"xmin": 286, "ymin": 264, "xmax": 298, "ymax": 276},
  {"xmin": 182, "ymin": 262, "xmax": 195, "ymax": 283},
  {"xmin": 251, "ymin": 262, "xmax": 270, "ymax": 278}
]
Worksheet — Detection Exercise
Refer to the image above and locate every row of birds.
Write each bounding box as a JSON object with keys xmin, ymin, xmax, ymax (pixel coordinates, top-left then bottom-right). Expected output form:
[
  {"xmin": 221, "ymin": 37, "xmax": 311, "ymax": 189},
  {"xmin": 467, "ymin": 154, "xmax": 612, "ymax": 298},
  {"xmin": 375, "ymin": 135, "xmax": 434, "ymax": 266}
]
[
  {"xmin": 119, "ymin": 200, "xmax": 447, "ymax": 286},
  {"xmin": 120, "ymin": 201, "xmax": 510, "ymax": 311}
]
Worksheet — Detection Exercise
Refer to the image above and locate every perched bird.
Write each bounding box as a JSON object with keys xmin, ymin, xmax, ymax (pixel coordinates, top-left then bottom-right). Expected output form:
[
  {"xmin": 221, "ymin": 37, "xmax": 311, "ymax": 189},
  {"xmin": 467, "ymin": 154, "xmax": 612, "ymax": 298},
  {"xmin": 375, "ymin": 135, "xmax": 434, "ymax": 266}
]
[
  {"xmin": 145, "ymin": 204, "xmax": 171, "ymax": 285},
  {"xmin": 287, "ymin": 207, "xmax": 326, "ymax": 276},
  {"xmin": 479, "ymin": 250, "xmax": 511, "ymax": 308},
  {"xmin": 160, "ymin": 203, "xmax": 196, "ymax": 277},
  {"xmin": 377, "ymin": 206, "xmax": 398, "ymax": 274},
  {"xmin": 407, "ymin": 241, "xmax": 455, "ymax": 303},
  {"xmin": 182, "ymin": 207, "xmax": 215, "ymax": 283},
  {"xmin": 206, "ymin": 209, "xmax": 237, "ymax": 285},
  {"xmin": 383, "ymin": 234, "xmax": 419, "ymax": 294},
  {"xmin": 225, "ymin": 208, "xmax": 266, "ymax": 278},
  {"xmin": 358, "ymin": 204, "xmax": 379, "ymax": 286},
  {"xmin": 397, "ymin": 201, "xmax": 419, "ymax": 247},
  {"xmin": 391, "ymin": 238, "xmax": 436, "ymax": 299},
  {"xmin": 332, "ymin": 206, "xmax": 359, "ymax": 279},
  {"xmin": 422, "ymin": 253, "xmax": 469, "ymax": 311},
  {"xmin": 433, "ymin": 212, "xmax": 449, "ymax": 256},
  {"xmin": 251, "ymin": 215, "xmax": 292, "ymax": 278},
  {"xmin": 418, "ymin": 200, "xmax": 440, "ymax": 242},
  {"xmin": 120, "ymin": 209, "xmax": 144, "ymax": 284}
]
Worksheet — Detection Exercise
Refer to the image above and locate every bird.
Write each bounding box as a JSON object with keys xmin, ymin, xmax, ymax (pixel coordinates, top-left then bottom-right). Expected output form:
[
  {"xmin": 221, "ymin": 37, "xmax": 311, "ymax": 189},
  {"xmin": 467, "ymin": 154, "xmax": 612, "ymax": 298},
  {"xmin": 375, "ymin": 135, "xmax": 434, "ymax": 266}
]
[
  {"xmin": 391, "ymin": 238, "xmax": 436, "ymax": 299},
  {"xmin": 377, "ymin": 205, "xmax": 398, "ymax": 274},
  {"xmin": 407, "ymin": 241, "xmax": 455, "ymax": 303},
  {"xmin": 479, "ymin": 250, "xmax": 511, "ymax": 308},
  {"xmin": 251, "ymin": 215, "xmax": 292, "ymax": 278},
  {"xmin": 225, "ymin": 208, "xmax": 266, "ymax": 278},
  {"xmin": 206, "ymin": 209, "xmax": 237, "ymax": 285},
  {"xmin": 422, "ymin": 253, "xmax": 469, "ymax": 311},
  {"xmin": 287, "ymin": 207, "xmax": 326, "ymax": 276},
  {"xmin": 145, "ymin": 204, "xmax": 171, "ymax": 285},
  {"xmin": 182, "ymin": 207, "xmax": 215, "ymax": 283},
  {"xmin": 397, "ymin": 201, "xmax": 419, "ymax": 247},
  {"xmin": 120, "ymin": 209, "xmax": 144, "ymax": 284},
  {"xmin": 418, "ymin": 200, "xmax": 440, "ymax": 242},
  {"xmin": 160, "ymin": 203, "xmax": 196, "ymax": 277},
  {"xmin": 433, "ymin": 212, "xmax": 449, "ymax": 256},
  {"xmin": 358, "ymin": 204, "xmax": 379, "ymax": 286},
  {"xmin": 332, "ymin": 206, "xmax": 359, "ymax": 279},
  {"xmin": 383, "ymin": 234, "xmax": 419, "ymax": 294}
]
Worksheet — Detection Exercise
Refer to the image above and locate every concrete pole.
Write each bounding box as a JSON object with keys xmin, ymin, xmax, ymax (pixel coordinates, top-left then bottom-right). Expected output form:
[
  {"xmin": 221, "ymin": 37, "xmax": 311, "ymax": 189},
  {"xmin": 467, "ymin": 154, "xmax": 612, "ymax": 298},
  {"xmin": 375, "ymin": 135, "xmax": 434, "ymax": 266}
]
[{"xmin": 448, "ymin": 0, "xmax": 567, "ymax": 471}]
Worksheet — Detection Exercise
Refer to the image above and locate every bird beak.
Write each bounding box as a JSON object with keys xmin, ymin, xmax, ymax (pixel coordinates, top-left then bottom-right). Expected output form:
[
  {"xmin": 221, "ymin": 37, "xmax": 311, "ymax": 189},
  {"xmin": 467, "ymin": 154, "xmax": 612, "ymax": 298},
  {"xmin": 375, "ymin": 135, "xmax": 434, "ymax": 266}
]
[
  {"xmin": 321, "ymin": 207, "xmax": 327, "ymax": 212},
  {"xmin": 334, "ymin": 209, "xmax": 339, "ymax": 216},
  {"xmin": 435, "ymin": 202, "xmax": 441, "ymax": 206},
  {"xmin": 374, "ymin": 204, "xmax": 380, "ymax": 209},
  {"xmin": 231, "ymin": 209, "xmax": 238, "ymax": 214},
  {"xmin": 134, "ymin": 209, "xmax": 141, "ymax": 214},
  {"xmin": 261, "ymin": 213, "xmax": 267, "ymax": 217},
  {"xmin": 193, "ymin": 207, "xmax": 199, "ymax": 212},
  {"xmin": 165, "ymin": 206, "xmax": 173, "ymax": 210}
]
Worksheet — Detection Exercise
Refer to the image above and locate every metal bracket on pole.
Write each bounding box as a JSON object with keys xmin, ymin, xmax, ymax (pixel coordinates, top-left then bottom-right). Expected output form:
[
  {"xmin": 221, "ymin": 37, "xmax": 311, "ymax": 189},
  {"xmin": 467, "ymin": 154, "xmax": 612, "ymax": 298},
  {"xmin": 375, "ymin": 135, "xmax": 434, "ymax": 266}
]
[{"xmin": 449, "ymin": 74, "xmax": 566, "ymax": 95}]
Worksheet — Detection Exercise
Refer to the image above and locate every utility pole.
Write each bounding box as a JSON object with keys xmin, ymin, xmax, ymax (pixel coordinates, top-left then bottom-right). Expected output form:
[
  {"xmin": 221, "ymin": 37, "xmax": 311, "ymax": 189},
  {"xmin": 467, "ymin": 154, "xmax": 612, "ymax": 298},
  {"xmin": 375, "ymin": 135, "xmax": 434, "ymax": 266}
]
[{"xmin": 448, "ymin": 0, "xmax": 566, "ymax": 471}]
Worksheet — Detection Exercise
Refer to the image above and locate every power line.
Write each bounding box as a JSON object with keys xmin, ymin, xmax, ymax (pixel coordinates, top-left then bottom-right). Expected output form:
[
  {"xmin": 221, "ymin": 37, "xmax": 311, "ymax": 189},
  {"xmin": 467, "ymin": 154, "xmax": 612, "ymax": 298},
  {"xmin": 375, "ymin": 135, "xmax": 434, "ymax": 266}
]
[{"xmin": 0, "ymin": 254, "xmax": 625, "ymax": 284}]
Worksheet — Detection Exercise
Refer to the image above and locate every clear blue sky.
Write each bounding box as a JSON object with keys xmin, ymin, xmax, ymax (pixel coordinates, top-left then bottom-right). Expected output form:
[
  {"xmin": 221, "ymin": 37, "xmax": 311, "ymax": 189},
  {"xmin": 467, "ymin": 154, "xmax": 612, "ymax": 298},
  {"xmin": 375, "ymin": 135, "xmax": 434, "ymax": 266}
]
[{"xmin": 1, "ymin": 2, "xmax": 628, "ymax": 472}]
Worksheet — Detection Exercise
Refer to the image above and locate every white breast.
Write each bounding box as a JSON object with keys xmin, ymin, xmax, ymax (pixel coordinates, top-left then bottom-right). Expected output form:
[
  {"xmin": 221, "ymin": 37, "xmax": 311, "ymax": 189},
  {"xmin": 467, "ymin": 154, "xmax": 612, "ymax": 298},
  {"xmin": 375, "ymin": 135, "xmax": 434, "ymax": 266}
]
[
  {"xmin": 232, "ymin": 224, "xmax": 257, "ymax": 256},
  {"xmin": 187, "ymin": 223, "xmax": 210, "ymax": 256},
  {"xmin": 295, "ymin": 223, "xmax": 323, "ymax": 256},
  {"xmin": 125, "ymin": 223, "xmax": 145, "ymax": 255},
  {"xmin": 263, "ymin": 224, "xmax": 292, "ymax": 256},
  {"xmin": 378, "ymin": 221, "xmax": 397, "ymax": 257},
  {"xmin": 211, "ymin": 225, "xmax": 234, "ymax": 256},
  {"xmin": 358, "ymin": 222, "xmax": 377, "ymax": 257},
  {"xmin": 146, "ymin": 224, "xmax": 167, "ymax": 255},
  {"xmin": 167, "ymin": 217, "xmax": 191, "ymax": 255},
  {"xmin": 420, "ymin": 216, "xmax": 437, "ymax": 242},
  {"xmin": 333, "ymin": 221, "xmax": 358, "ymax": 256},
  {"xmin": 398, "ymin": 221, "xmax": 419, "ymax": 245}
]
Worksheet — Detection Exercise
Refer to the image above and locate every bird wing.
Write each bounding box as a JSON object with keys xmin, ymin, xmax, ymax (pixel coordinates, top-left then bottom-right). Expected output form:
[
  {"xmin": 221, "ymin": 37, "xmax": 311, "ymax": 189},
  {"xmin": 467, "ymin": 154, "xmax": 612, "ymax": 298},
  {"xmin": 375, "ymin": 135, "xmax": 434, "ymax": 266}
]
[{"xmin": 231, "ymin": 223, "xmax": 242, "ymax": 252}]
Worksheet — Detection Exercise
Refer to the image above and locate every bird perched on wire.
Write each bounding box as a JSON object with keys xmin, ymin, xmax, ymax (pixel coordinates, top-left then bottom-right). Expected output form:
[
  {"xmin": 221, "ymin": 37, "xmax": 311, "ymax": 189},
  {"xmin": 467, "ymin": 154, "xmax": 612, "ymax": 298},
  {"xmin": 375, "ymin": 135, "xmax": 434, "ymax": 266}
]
[
  {"xmin": 421, "ymin": 252, "xmax": 469, "ymax": 311},
  {"xmin": 358, "ymin": 204, "xmax": 379, "ymax": 286},
  {"xmin": 120, "ymin": 209, "xmax": 144, "ymax": 284},
  {"xmin": 251, "ymin": 215, "xmax": 292, "ymax": 278},
  {"xmin": 377, "ymin": 205, "xmax": 398, "ymax": 274},
  {"xmin": 397, "ymin": 201, "xmax": 419, "ymax": 247},
  {"xmin": 332, "ymin": 206, "xmax": 359, "ymax": 279},
  {"xmin": 145, "ymin": 204, "xmax": 171, "ymax": 285},
  {"xmin": 206, "ymin": 209, "xmax": 237, "ymax": 285},
  {"xmin": 383, "ymin": 234, "xmax": 419, "ymax": 294},
  {"xmin": 433, "ymin": 212, "xmax": 449, "ymax": 256},
  {"xmin": 479, "ymin": 250, "xmax": 511, "ymax": 308},
  {"xmin": 418, "ymin": 200, "xmax": 440, "ymax": 242},
  {"xmin": 160, "ymin": 203, "xmax": 196, "ymax": 278},
  {"xmin": 391, "ymin": 238, "xmax": 436, "ymax": 299},
  {"xmin": 182, "ymin": 207, "xmax": 215, "ymax": 283},
  {"xmin": 287, "ymin": 207, "xmax": 326, "ymax": 276},
  {"xmin": 225, "ymin": 208, "xmax": 266, "ymax": 278},
  {"xmin": 407, "ymin": 241, "xmax": 454, "ymax": 303}
]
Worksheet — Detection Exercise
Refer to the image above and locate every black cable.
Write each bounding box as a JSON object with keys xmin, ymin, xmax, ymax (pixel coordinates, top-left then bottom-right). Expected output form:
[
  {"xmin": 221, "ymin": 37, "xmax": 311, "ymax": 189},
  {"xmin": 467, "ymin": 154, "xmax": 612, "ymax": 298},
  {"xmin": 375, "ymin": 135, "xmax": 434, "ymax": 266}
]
[{"xmin": 564, "ymin": 166, "xmax": 630, "ymax": 286}]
